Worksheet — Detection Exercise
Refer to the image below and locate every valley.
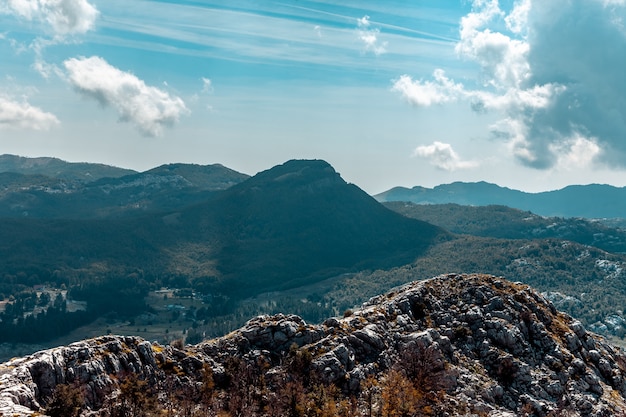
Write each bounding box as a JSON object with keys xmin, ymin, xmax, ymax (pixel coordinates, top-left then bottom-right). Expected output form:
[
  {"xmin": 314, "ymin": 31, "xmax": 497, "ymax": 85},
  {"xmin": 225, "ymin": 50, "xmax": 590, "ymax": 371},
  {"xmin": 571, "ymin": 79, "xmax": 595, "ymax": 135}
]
[{"xmin": 2, "ymin": 155, "xmax": 626, "ymax": 367}]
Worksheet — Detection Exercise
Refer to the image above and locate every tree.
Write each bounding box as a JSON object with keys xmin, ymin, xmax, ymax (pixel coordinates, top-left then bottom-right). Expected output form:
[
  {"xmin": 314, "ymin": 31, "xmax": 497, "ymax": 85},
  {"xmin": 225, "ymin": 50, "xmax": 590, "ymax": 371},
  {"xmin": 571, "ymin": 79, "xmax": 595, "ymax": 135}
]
[
  {"xmin": 45, "ymin": 383, "xmax": 84, "ymax": 417},
  {"xmin": 111, "ymin": 373, "xmax": 160, "ymax": 417},
  {"xmin": 305, "ymin": 383, "xmax": 339, "ymax": 417},
  {"xmin": 360, "ymin": 374, "xmax": 380, "ymax": 417},
  {"xmin": 380, "ymin": 370, "xmax": 419, "ymax": 417},
  {"xmin": 271, "ymin": 380, "xmax": 306, "ymax": 417}
]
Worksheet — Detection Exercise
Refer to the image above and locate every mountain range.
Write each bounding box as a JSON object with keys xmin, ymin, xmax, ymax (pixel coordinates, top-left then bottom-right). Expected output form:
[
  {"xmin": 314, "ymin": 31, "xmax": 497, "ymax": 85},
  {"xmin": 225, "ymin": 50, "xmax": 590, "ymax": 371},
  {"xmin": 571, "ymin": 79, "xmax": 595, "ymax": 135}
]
[
  {"xmin": 0, "ymin": 156, "xmax": 445, "ymax": 299},
  {"xmin": 3, "ymin": 154, "xmax": 626, "ymax": 354},
  {"xmin": 376, "ymin": 181, "xmax": 626, "ymax": 218},
  {"xmin": 0, "ymin": 154, "xmax": 249, "ymax": 218}
]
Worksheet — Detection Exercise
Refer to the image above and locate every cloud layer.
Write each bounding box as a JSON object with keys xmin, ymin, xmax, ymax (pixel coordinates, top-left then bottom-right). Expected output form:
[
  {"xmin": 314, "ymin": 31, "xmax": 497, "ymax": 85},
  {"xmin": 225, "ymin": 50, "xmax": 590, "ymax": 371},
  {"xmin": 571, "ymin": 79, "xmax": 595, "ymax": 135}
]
[
  {"xmin": 394, "ymin": 0, "xmax": 626, "ymax": 171},
  {"xmin": 0, "ymin": 94, "xmax": 59, "ymax": 130},
  {"xmin": 64, "ymin": 56, "xmax": 188, "ymax": 136}
]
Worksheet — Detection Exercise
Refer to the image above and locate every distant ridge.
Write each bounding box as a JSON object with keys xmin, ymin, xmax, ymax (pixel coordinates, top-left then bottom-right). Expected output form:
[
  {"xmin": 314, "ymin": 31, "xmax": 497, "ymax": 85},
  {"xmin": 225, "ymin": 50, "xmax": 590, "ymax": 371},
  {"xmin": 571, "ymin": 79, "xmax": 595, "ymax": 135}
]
[
  {"xmin": 0, "ymin": 156, "xmax": 250, "ymax": 218},
  {"xmin": 0, "ymin": 154, "xmax": 136, "ymax": 181},
  {"xmin": 375, "ymin": 181, "xmax": 626, "ymax": 218}
]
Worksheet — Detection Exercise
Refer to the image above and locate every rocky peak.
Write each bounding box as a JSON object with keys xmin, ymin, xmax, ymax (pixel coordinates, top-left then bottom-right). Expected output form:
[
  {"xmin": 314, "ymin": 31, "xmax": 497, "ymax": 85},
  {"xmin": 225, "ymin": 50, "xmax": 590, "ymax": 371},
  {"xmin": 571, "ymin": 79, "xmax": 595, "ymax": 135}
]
[
  {"xmin": 232, "ymin": 159, "xmax": 344, "ymax": 195},
  {"xmin": 2, "ymin": 274, "xmax": 626, "ymax": 416}
]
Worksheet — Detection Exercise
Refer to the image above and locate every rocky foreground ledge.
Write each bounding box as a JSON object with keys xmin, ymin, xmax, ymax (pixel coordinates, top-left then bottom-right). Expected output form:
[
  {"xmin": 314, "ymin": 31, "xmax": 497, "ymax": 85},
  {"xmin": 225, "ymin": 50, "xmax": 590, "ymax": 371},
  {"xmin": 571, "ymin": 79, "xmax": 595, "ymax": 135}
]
[{"xmin": 2, "ymin": 273, "xmax": 626, "ymax": 416}]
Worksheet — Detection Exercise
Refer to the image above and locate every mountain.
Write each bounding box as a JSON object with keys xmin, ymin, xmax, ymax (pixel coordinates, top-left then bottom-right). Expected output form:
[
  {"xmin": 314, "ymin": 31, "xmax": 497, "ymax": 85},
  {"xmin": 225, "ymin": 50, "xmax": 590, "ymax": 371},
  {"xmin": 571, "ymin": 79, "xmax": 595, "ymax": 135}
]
[
  {"xmin": 0, "ymin": 154, "xmax": 136, "ymax": 181},
  {"xmin": 2, "ymin": 274, "xmax": 626, "ymax": 416},
  {"xmin": 166, "ymin": 159, "xmax": 448, "ymax": 295},
  {"xmin": 385, "ymin": 202, "xmax": 626, "ymax": 253},
  {"xmin": 376, "ymin": 182, "xmax": 626, "ymax": 218},
  {"xmin": 0, "ymin": 159, "xmax": 249, "ymax": 218},
  {"xmin": 0, "ymin": 159, "xmax": 447, "ymax": 299}
]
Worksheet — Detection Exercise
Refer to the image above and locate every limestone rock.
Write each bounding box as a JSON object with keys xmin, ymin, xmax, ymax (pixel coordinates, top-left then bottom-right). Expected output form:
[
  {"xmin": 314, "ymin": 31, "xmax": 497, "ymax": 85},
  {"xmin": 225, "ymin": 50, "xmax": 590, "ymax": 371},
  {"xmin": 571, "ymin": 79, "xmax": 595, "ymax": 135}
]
[{"xmin": 2, "ymin": 274, "xmax": 626, "ymax": 416}]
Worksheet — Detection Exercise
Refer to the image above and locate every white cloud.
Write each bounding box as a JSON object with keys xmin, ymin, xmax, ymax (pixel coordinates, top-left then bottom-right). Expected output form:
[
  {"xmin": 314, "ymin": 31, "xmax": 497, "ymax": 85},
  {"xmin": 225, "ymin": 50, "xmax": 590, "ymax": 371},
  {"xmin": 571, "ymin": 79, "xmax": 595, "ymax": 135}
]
[
  {"xmin": 524, "ymin": 0, "xmax": 626, "ymax": 167},
  {"xmin": 63, "ymin": 56, "xmax": 188, "ymax": 137},
  {"xmin": 391, "ymin": 70, "xmax": 465, "ymax": 107},
  {"xmin": 456, "ymin": 1, "xmax": 530, "ymax": 89},
  {"xmin": 32, "ymin": 57, "xmax": 64, "ymax": 79},
  {"xmin": 0, "ymin": 94, "xmax": 59, "ymax": 130},
  {"xmin": 392, "ymin": 1, "xmax": 615, "ymax": 170},
  {"xmin": 412, "ymin": 141, "xmax": 479, "ymax": 171},
  {"xmin": 357, "ymin": 15, "xmax": 387, "ymax": 55},
  {"xmin": 551, "ymin": 134, "xmax": 602, "ymax": 170},
  {"xmin": 3, "ymin": 0, "xmax": 98, "ymax": 37},
  {"xmin": 357, "ymin": 15, "xmax": 371, "ymax": 28},
  {"xmin": 470, "ymin": 83, "xmax": 566, "ymax": 113},
  {"xmin": 505, "ymin": 0, "xmax": 531, "ymax": 34}
]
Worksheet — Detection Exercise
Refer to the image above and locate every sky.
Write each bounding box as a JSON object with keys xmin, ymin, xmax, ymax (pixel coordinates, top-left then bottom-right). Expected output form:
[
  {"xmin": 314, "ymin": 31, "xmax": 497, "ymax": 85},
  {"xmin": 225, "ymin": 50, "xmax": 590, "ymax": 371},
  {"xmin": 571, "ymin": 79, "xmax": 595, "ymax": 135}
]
[{"xmin": 1, "ymin": 0, "xmax": 626, "ymax": 194}]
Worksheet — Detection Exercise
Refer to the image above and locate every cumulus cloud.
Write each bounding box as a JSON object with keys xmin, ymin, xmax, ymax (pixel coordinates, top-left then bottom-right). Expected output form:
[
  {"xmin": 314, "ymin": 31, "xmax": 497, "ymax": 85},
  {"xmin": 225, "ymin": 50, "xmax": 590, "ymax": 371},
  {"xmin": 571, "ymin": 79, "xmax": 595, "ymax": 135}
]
[
  {"xmin": 551, "ymin": 134, "xmax": 602, "ymax": 170},
  {"xmin": 2, "ymin": 0, "xmax": 98, "ymax": 37},
  {"xmin": 64, "ymin": 56, "xmax": 188, "ymax": 136},
  {"xmin": 392, "ymin": 70, "xmax": 465, "ymax": 107},
  {"xmin": 357, "ymin": 15, "xmax": 387, "ymax": 55},
  {"xmin": 524, "ymin": 0, "xmax": 626, "ymax": 167},
  {"xmin": 456, "ymin": 7, "xmax": 530, "ymax": 88},
  {"xmin": 0, "ymin": 94, "xmax": 59, "ymax": 130},
  {"xmin": 394, "ymin": 0, "xmax": 626, "ymax": 170},
  {"xmin": 412, "ymin": 141, "xmax": 479, "ymax": 171}
]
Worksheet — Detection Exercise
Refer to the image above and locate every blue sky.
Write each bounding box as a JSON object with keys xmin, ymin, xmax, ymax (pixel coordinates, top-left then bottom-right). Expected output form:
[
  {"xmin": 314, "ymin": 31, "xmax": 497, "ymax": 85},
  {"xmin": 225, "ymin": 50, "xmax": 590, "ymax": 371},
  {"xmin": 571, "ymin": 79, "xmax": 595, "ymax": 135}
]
[{"xmin": 1, "ymin": 0, "xmax": 626, "ymax": 194}]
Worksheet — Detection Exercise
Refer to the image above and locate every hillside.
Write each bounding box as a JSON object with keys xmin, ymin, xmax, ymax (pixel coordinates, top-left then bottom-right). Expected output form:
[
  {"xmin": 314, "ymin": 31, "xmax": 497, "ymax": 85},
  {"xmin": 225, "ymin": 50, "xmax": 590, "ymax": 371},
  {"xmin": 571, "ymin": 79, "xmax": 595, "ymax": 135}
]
[
  {"xmin": 328, "ymin": 236, "xmax": 626, "ymax": 338},
  {"xmin": 376, "ymin": 182, "xmax": 626, "ymax": 218},
  {"xmin": 384, "ymin": 202, "xmax": 626, "ymax": 253},
  {"xmin": 168, "ymin": 159, "xmax": 448, "ymax": 295},
  {"xmin": 2, "ymin": 274, "xmax": 626, "ymax": 416}
]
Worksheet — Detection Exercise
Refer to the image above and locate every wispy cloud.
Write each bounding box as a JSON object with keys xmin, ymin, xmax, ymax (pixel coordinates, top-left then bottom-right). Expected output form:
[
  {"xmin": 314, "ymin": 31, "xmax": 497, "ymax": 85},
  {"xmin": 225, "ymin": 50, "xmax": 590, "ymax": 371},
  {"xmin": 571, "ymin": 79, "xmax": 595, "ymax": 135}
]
[
  {"xmin": 63, "ymin": 56, "xmax": 188, "ymax": 137},
  {"xmin": 412, "ymin": 141, "xmax": 479, "ymax": 171},
  {"xmin": 89, "ymin": 1, "xmax": 453, "ymax": 77},
  {"xmin": 357, "ymin": 15, "xmax": 387, "ymax": 55},
  {"xmin": 0, "ymin": 94, "xmax": 59, "ymax": 130},
  {"xmin": 201, "ymin": 77, "xmax": 213, "ymax": 94}
]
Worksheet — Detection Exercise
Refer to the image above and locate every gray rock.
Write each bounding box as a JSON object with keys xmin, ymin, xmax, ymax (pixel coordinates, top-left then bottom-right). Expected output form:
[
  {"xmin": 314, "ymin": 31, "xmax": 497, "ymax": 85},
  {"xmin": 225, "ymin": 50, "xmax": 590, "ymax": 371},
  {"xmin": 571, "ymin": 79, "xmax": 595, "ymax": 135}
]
[{"xmin": 2, "ymin": 274, "xmax": 626, "ymax": 416}]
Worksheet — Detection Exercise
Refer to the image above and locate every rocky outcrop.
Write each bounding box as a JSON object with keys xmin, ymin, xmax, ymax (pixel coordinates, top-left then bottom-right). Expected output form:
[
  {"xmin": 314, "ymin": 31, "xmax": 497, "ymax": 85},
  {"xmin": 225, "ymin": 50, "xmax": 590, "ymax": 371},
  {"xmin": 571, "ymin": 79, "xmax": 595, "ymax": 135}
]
[{"xmin": 2, "ymin": 274, "xmax": 626, "ymax": 416}]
